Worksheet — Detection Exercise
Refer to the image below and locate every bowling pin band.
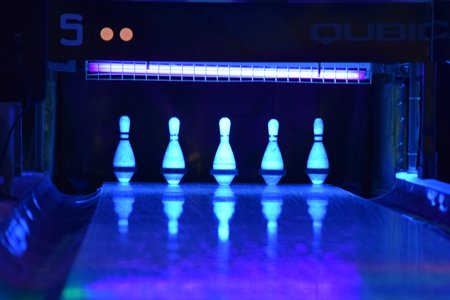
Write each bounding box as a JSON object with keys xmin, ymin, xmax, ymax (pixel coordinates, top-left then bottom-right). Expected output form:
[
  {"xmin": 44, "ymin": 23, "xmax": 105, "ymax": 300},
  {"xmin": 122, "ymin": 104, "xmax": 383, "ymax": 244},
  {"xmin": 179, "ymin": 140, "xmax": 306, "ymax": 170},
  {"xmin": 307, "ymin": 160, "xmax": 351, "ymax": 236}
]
[
  {"xmin": 113, "ymin": 115, "xmax": 136, "ymax": 183},
  {"xmin": 259, "ymin": 119, "xmax": 285, "ymax": 186},
  {"xmin": 306, "ymin": 117, "xmax": 330, "ymax": 185},
  {"xmin": 161, "ymin": 117, "xmax": 187, "ymax": 185},
  {"xmin": 210, "ymin": 117, "xmax": 238, "ymax": 186}
]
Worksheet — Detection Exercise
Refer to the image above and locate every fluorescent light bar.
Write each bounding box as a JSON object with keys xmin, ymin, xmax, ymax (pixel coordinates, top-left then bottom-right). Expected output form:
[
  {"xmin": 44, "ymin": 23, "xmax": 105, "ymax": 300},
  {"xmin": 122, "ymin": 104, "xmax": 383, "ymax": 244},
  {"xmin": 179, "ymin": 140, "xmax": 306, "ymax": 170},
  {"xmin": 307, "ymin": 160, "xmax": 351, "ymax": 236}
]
[{"xmin": 86, "ymin": 61, "xmax": 371, "ymax": 84}]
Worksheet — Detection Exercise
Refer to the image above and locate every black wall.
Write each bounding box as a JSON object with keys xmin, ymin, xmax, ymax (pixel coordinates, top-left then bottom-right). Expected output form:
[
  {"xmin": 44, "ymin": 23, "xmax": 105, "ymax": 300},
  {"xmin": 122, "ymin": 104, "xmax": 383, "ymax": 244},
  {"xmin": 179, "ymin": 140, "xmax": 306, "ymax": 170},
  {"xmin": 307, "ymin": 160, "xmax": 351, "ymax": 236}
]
[
  {"xmin": 0, "ymin": 1, "xmax": 46, "ymax": 103},
  {"xmin": 437, "ymin": 62, "xmax": 450, "ymax": 183}
]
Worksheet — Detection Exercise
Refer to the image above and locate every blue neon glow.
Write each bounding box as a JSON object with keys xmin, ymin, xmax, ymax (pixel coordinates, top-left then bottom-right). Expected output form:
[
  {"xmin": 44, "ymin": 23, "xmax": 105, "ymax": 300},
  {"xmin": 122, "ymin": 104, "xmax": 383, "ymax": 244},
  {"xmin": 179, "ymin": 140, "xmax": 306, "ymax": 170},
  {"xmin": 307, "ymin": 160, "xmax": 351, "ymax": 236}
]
[
  {"xmin": 396, "ymin": 172, "xmax": 450, "ymax": 196},
  {"xmin": 212, "ymin": 117, "xmax": 237, "ymax": 186},
  {"xmin": 306, "ymin": 118, "xmax": 329, "ymax": 184},
  {"xmin": 0, "ymin": 215, "xmax": 29, "ymax": 256},
  {"xmin": 32, "ymin": 192, "xmax": 41, "ymax": 210},
  {"xmin": 162, "ymin": 185, "xmax": 185, "ymax": 235},
  {"xmin": 113, "ymin": 189, "xmax": 135, "ymax": 234},
  {"xmin": 395, "ymin": 172, "xmax": 418, "ymax": 181},
  {"xmin": 113, "ymin": 115, "xmax": 136, "ymax": 183},
  {"xmin": 261, "ymin": 186, "xmax": 283, "ymax": 236},
  {"xmin": 213, "ymin": 186, "xmax": 236, "ymax": 241},
  {"xmin": 162, "ymin": 117, "xmax": 186, "ymax": 185},
  {"xmin": 261, "ymin": 119, "xmax": 284, "ymax": 185}
]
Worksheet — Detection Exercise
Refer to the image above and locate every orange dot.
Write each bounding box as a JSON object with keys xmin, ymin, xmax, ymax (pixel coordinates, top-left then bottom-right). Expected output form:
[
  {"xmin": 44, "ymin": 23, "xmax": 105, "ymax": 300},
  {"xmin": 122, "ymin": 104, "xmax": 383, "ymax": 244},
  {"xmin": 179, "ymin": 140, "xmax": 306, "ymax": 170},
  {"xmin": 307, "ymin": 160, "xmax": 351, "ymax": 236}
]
[
  {"xmin": 100, "ymin": 27, "xmax": 114, "ymax": 41},
  {"xmin": 120, "ymin": 27, "xmax": 133, "ymax": 42}
]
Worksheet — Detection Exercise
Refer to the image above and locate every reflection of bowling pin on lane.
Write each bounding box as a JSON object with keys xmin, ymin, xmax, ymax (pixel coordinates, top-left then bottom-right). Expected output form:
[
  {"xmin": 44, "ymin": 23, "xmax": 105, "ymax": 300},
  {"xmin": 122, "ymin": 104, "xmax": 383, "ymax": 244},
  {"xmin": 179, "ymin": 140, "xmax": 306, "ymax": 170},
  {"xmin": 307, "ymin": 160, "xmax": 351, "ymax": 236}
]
[
  {"xmin": 113, "ymin": 185, "xmax": 135, "ymax": 234},
  {"xmin": 259, "ymin": 119, "xmax": 285, "ymax": 186},
  {"xmin": 306, "ymin": 185, "xmax": 329, "ymax": 255},
  {"xmin": 162, "ymin": 185, "xmax": 185, "ymax": 235},
  {"xmin": 427, "ymin": 188, "xmax": 438, "ymax": 207},
  {"xmin": 426, "ymin": 188, "xmax": 448, "ymax": 212},
  {"xmin": 307, "ymin": 198, "xmax": 328, "ymax": 231},
  {"xmin": 161, "ymin": 117, "xmax": 187, "ymax": 185},
  {"xmin": 113, "ymin": 115, "xmax": 136, "ymax": 184},
  {"xmin": 211, "ymin": 117, "xmax": 238, "ymax": 186},
  {"xmin": 438, "ymin": 194, "xmax": 448, "ymax": 213},
  {"xmin": 306, "ymin": 118, "xmax": 329, "ymax": 184},
  {"xmin": 261, "ymin": 185, "xmax": 283, "ymax": 235},
  {"xmin": 213, "ymin": 186, "xmax": 236, "ymax": 241}
]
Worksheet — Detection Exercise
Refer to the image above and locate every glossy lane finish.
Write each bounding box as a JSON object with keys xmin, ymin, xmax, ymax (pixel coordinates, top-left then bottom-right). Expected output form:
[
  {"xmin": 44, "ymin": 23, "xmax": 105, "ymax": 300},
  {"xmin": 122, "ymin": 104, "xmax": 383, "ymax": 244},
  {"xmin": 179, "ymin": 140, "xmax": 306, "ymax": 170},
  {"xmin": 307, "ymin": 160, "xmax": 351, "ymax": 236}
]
[{"xmin": 62, "ymin": 183, "xmax": 450, "ymax": 300}]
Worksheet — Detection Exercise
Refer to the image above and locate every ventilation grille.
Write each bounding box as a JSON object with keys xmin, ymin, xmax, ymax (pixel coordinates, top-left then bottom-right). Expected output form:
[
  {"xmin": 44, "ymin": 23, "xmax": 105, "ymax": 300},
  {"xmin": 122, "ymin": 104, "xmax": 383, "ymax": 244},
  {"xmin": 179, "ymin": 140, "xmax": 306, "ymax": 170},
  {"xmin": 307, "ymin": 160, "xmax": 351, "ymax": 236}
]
[{"xmin": 86, "ymin": 61, "xmax": 372, "ymax": 84}]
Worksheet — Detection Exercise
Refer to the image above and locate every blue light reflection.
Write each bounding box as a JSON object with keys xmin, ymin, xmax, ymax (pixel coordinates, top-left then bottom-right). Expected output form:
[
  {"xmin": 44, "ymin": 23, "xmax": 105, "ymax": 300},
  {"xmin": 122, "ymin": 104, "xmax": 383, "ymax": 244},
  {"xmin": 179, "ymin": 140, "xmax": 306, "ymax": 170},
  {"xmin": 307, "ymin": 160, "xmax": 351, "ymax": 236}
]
[
  {"xmin": 213, "ymin": 186, "xmax": 235, "ymax": 241},
  {"xmin": 112, "ymin": 185, "xmax": 135, "ymax": 234},
  {"xmin": 261, "ymin": 185, "xmax": 283, "ymax": 236},
  {"xmin": 306, "ymin": 185, "xmax": 329, "ymax": 256},
  {"xmin": 162, "ymin": 185, "xmax": 185, "ymax": 235}
]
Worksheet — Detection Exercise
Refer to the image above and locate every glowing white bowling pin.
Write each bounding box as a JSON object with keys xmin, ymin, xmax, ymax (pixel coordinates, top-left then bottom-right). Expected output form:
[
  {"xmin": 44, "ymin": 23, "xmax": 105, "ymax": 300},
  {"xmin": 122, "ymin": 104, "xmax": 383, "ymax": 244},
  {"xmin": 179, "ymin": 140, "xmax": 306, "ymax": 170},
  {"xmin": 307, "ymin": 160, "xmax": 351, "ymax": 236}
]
[
  {"xmin": 260, "ymin": 119, "xmax": 285, "ymax": 185},
  {"xmin": 306, "ymin": 118, "xmax": 329, "ymax": 184},
  {"xmin": 113, "ymin": 115, "xmax": 136, "ymax": 183},
  {"xmin": 161, "ymin": 117, "xmax": 186, "ymax": 185},
  {"xmin": 211, "ymin": 117, "xmax": 237, "ymax": 186}
]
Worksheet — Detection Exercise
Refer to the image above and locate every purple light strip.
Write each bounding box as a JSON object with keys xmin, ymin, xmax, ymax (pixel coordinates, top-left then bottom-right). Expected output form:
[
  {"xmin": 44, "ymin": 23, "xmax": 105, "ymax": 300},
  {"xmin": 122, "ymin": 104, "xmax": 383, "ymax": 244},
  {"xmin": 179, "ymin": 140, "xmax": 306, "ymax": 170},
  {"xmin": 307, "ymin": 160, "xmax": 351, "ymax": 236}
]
[{"xmin": 87, "ymin": 61, "xmax": 370, "ymax": 82}]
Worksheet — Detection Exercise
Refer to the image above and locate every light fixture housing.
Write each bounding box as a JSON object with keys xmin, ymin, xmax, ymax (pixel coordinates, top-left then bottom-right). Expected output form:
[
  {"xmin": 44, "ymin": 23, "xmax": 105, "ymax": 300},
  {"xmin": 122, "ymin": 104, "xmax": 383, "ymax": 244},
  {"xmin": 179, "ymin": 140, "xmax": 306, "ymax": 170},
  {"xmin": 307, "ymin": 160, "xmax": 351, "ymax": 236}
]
[{"xmin": 86, "ymin": 60, "xmax": 372, "ymax": 84}]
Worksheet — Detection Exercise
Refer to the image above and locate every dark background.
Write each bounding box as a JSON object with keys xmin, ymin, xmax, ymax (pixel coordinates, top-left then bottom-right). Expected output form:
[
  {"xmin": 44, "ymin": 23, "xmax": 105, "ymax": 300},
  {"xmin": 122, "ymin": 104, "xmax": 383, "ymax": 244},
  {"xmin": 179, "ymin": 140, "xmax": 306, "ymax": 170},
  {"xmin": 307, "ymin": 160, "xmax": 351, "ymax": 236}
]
[
  {"xmin": 1, "ymin": 0, "xmax": 449, "ymax": 198},
  {"xmin": 55, "ymin": 69, "xmax": 373, "ymax": 195}
]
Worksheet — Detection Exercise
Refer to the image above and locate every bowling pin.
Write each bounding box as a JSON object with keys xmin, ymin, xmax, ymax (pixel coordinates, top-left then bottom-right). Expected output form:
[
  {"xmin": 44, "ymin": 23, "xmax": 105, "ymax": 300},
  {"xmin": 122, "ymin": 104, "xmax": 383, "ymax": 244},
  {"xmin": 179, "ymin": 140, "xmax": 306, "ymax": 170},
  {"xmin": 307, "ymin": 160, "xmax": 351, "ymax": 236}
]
[
  {"xmin": 161, "ymin": 117, "xmax": 186, "ymax": 185},
  {"xmin": 260, "ymin": 119, "xmax": 285, "ymax": 185},
  {"xmin": 211, "ymin": 117, "xmax": 238, "ymax": 186},
  {"xmin": 113, "ymin": 115, "xmax": 136, "ymax": 183},
  {"xmin": 306, "ymin": 118, "xmax": 329, "ymax": 184}
]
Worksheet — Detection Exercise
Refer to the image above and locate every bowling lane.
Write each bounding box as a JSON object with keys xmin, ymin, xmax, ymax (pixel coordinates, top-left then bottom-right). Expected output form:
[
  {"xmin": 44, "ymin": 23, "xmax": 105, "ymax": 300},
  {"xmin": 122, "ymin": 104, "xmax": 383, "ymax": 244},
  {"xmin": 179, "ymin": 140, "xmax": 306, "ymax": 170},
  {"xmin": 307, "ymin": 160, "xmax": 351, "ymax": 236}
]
[{"xmin": 61, "ymin": 183, "xmax": 450, "ymax": 300}]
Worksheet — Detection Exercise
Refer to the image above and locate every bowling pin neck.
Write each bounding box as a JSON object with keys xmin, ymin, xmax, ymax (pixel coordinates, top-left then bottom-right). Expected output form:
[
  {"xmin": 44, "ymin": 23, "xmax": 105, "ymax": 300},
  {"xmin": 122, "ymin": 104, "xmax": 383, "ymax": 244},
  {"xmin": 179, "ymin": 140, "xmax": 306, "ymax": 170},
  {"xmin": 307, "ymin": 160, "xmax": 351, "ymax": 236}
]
[
  {"xmin": 170, "ymin": 133, "xmax": 179, "ymax": 141},
  {"xmin": 220, "ymin": 135, "xmax": 229, "ymax": 142},
  {"xmin": 269, "ymin": 135, "xmax": 278, "ymax": 142},
  {"xmin": 314, "ymin": 134, "xmax": 323, "ymax": 142},
  {"xmin": 120, "ymin": 132, "xmax": 130, "ymax": 140}
]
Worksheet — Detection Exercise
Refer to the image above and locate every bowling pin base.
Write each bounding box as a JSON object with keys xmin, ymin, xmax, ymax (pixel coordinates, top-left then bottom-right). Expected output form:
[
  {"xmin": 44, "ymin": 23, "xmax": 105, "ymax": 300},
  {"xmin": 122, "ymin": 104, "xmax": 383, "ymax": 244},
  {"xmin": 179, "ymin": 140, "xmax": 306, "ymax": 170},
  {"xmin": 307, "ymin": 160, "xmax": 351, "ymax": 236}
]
[
  {"xmin": 113, "ymin": 167, "xmax": 136, "ymax": 184},
  {"xmin": 259, "ymin": 169, "xmax": 286, "ymax": 186},
  {"xmin": 306, "ymin": 168, "xmax": 329, "ymax": 185},
  {"xmin": 161, "ymin": 168, "xmax": 187, "ymax": 185},
  {"xmin": 210, "ymin": 169, "xmax": 238, "ymax": 186}
]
